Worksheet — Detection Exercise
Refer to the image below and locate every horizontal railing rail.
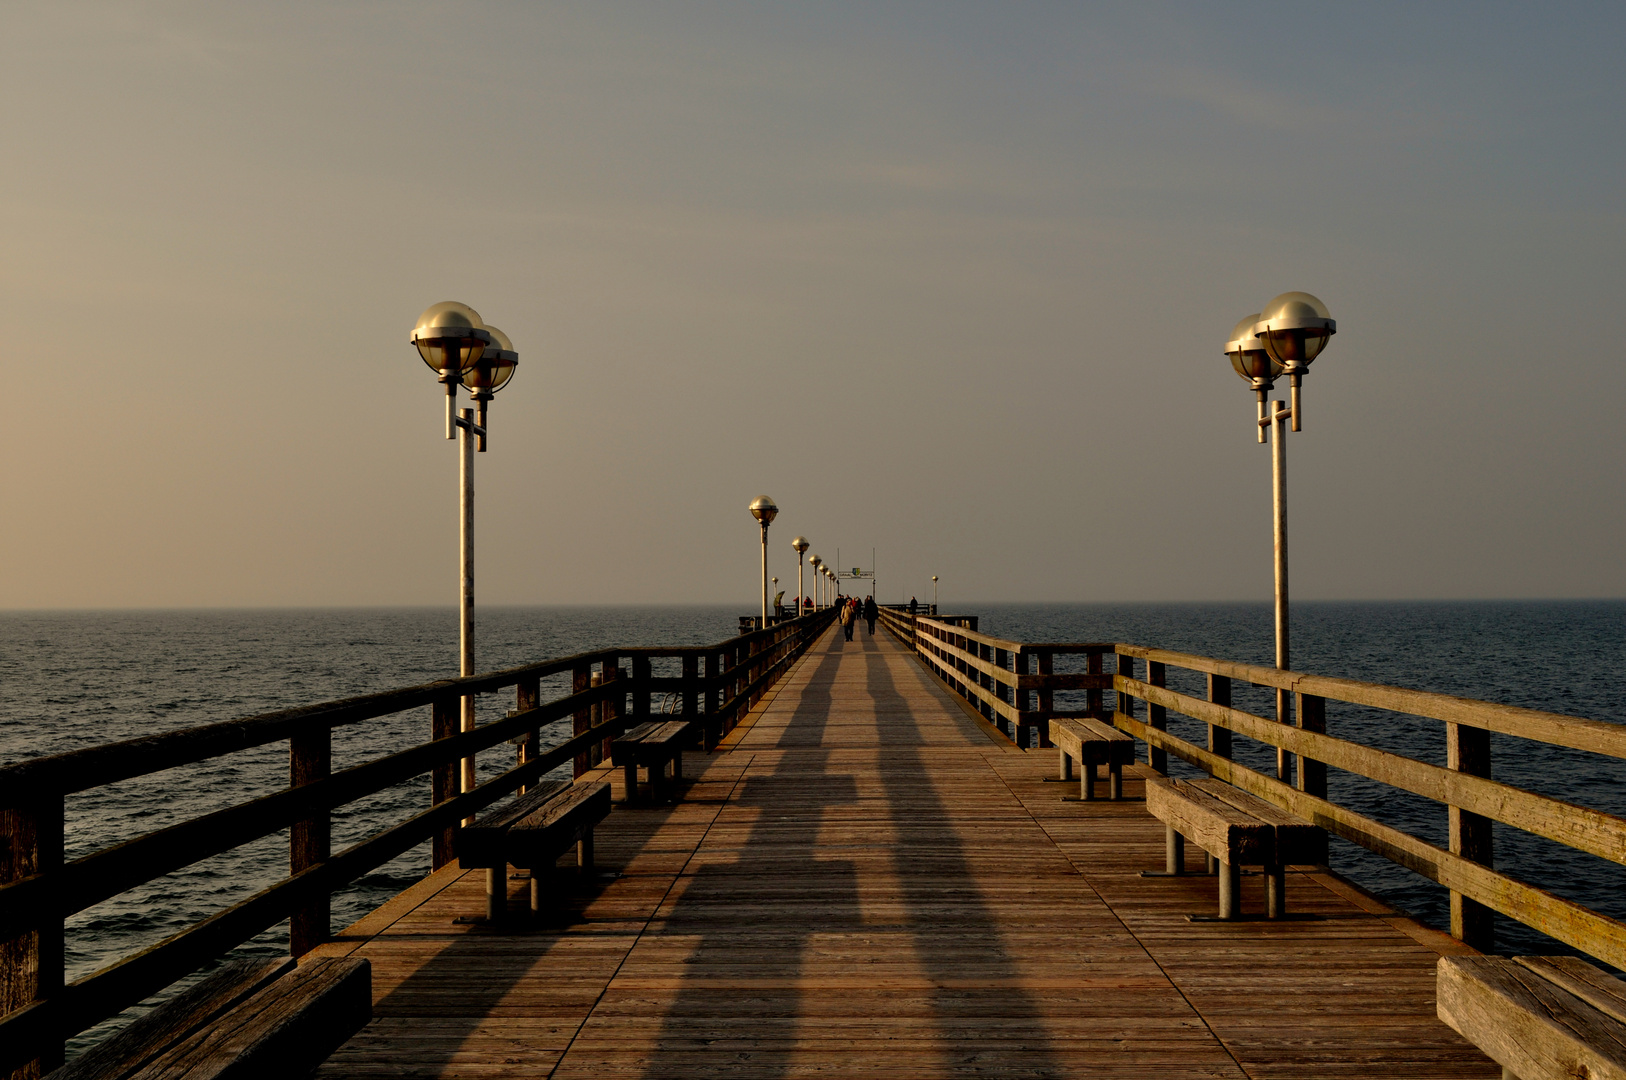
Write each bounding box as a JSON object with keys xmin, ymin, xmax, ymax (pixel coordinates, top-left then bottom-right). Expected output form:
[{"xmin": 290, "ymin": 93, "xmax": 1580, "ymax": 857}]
[
  {"xmin": 0, "ymin": 607, "xmax": 837, "ymax": 1077},
  {"xmin": 877, "ymin": 606, "xmax": 1626, "ymax": 973}
]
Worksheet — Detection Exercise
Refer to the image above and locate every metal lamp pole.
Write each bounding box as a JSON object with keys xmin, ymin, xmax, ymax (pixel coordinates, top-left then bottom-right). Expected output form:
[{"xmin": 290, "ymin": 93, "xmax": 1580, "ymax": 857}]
[
  {"xmin": 810, "ymin": 555, "xmax": 822, "ymax": 609},
  {"xmin": 931, "ymin": 575, "xmax": 938, "ymax": 615},
  {"xmin": 1225, "ymin": 292, "xmax": 1335, "ymax": 780},
  {"xmin": 412, "ymin": 302, "xmax": 518, "ymax": 800},
  {"xmin": 749, "ymin": 496, "xmax": 779, "ymax": 628},
  {"xmin": 792, "ymin": 537, "xmax": 809, "ymax": 618}
]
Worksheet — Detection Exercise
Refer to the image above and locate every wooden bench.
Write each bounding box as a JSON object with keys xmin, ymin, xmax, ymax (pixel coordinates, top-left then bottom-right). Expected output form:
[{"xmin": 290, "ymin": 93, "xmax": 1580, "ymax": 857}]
[
  {"xmin": 1048, "ymin": 718, "xmax": 1136, "ymax": 800},
  {"xmin": 49, "ymin": 956, "xmax": 370, "ymax": 1080},
  {"xmin": 611, "ymin": 720, "xmax": 694, "ymax": 805},
  {"xmin": 459, "ymin": 779, "xmax": 612, "ymax": 921},
  {"xmin": 1438, "ymin": 955, "xmax": 1626, "ymax": 1080},
  {"xmin": 1144, "ymin": 777, "xmax": 1319, "ymax": 919}
]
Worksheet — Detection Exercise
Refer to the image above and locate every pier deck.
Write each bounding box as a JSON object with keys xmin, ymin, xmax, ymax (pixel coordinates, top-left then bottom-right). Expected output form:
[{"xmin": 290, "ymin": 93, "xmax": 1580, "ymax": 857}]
[{"xmin": 310, "ymin": 624, "xmax": 1498, "ymax": 1078}]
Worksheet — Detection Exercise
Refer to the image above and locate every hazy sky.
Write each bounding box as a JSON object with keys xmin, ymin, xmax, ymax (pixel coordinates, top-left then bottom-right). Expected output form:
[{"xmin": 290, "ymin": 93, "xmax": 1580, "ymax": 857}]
[{"xmin": 3, "ymin": 2, "xmax": 1622, "ymax": 608}]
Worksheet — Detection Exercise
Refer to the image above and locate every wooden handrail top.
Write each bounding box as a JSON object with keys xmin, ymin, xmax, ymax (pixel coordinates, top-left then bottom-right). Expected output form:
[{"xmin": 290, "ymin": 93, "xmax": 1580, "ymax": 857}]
[
  {"xmin": 0, "ymin": 615, "xmax": 825, "ymax": 801},
  {"xmin": 1114, "ymin": 646, "xmax": 1626, "ymax": 759}
]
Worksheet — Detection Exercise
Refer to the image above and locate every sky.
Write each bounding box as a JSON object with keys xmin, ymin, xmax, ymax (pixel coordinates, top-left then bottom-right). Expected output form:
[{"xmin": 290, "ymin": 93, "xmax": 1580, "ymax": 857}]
[{"xmin": 1, "ymin": 2, "xmax": 1622, "ymax": 608}]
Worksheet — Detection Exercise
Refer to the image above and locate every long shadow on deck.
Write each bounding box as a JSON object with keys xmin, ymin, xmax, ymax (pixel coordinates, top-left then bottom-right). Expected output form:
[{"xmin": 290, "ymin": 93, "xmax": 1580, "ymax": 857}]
[{"xmin": 628, "ymin": 631, "xmax": 1060, "ymax": 1076}]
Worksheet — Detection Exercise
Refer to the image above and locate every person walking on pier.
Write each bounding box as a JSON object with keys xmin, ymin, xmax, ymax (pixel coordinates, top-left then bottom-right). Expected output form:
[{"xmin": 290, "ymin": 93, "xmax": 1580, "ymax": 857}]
[
  {"xmin": 839, "ymin": 597, "xmax": 856, "ymax": 641},
  {"xmin": 908, "ymin": 596, "xmax": 917, "ymax": 616},
  {"xmin": 863, "ymin": 595, "xmax": 878, "ymax": 636}
]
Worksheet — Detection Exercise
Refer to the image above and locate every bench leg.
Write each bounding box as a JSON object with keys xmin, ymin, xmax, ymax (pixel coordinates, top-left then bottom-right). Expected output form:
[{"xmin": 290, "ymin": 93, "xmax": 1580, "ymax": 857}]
[
  {"xmin": 1266, "ymin": 863, "xmax": 1286, "ymax": 918},
  {"xmin": 1058, "ymin": 750, "xmax": 1072, "ymax": 781},
  {"xmin": 529, "ymin": 867, "xmax": 550, "ymax": 915},
  {"xmin": 1109, "ymin": 761, "xmax": 1123, "ymax": 801},
  {"xmin": 578, "ymin": 828, "xmax": 594, "ymax": 871},
  {"xmin": 486, "ymin": 867, "xmax": 505, "ymax": 923},
  {"xmin": 623, "ymin": 761, "xmax": 639, "ymax": 805},
  {"xmin": 1165, "ymin": 826, "xmax": 1185, "ymax": 875},
  {"xmin": 653, "ymin": 759, "xmax": 668, "ymax": 804},
  {"xmin": 1206, "ymin": 853, "xmax": 1217, "ymax": 875},
  {"xmin": 1218, "ymin": 861, "xmax": 1241, "ymax": 920},
  {"xmin": 1082, "ymin": 762, "xmax": 1096, "ymax": 801},
  {"xmin": 672, "ymin": 750, "xmax": 684, "ymax": 789}
]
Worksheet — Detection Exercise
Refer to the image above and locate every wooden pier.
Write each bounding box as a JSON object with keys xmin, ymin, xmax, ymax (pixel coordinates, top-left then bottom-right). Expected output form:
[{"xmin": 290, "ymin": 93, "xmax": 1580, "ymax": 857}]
[{"xmin": 305, "ymin": 624, "xmax": 1497, "ymax": 1078}]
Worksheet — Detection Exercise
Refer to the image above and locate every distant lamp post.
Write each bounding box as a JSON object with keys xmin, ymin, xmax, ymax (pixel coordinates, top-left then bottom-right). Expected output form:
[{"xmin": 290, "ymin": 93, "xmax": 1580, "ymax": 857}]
[
  {"xmin": 411, "ymin": 301, "xmax": 518, "ymax": 800},
  {"xmin": 749, "ymin": 496, "xmax": 778, "ymax": 627},
  {"xmin": 1225, "ymin": 291, "xmax": 1335, "ymax": 778},
  {"xmin": 791, "ymin": 537, "xmax": 809, "ymax": 617},
  {"xmin": 931, "ymin": 575, "xmax": 938, "ymax": 615},
  {"xmin": 809, "ymin": 554, "xmax": 822, "ymax": 608}
]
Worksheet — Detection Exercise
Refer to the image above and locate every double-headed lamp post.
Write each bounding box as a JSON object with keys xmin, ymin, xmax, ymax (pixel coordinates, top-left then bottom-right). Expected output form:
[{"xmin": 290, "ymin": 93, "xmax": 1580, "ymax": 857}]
[
  {"xmin": 412, "ymin": 301, "xmax": 519, "ymax": 799},
  {"xmin": 1225, "ymin": 291, "xmax": 1335, "ymax": 778},
  {"xmin": 791, "ymin": 536, "xmax": 809, "ymax": 616},
  {"xmin": 749, "ymin": 496, "xmax": 778, "ymax": 627}
]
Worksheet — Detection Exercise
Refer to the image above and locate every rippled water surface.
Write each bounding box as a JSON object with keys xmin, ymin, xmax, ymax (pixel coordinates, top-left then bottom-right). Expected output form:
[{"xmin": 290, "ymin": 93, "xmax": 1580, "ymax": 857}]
[{"xmin": 1, "ymin": 601, "xmax": 1622, "ymax": 1054}]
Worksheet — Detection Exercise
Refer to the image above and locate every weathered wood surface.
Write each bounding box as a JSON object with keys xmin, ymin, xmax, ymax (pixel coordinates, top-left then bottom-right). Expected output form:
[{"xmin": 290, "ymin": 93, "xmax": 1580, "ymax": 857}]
[
  {"xmin": 1438, "ymin": 955, "xmax": 1626, "ymax": 1080},
  {"xmin": 307, "ymin": 626, "xmax": 1497, "ymax": 1079},
  {"xmin": 46, "ymin": 959, "xmax": 293, "ymax": 1080},
  {"xmin": 457, "ymin": 782, "xmax": 571, "ymax": 870},
  {"xmin": 131, "ymin": 957, "xmax": 370, "ymax": 1080},
  {"xmin": 1146, "ymin": 779, "xmax": 1274, "ymax": 866}
]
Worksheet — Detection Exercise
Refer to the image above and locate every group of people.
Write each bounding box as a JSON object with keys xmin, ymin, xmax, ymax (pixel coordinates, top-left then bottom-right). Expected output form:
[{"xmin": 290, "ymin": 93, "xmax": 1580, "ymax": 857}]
[{"xmin": 837, "ymin": 594, "xmax": 879, "ymax": 640}]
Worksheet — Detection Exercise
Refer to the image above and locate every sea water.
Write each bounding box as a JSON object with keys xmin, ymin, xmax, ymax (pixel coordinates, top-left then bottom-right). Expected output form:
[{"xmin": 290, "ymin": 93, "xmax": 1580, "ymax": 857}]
[{"xmin": 0, "ymin": 601, "xmax": 1621, "ymax": 1053}]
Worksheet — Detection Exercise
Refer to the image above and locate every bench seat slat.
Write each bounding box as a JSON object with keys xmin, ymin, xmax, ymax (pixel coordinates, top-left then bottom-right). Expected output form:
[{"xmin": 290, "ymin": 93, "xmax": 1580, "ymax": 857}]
[
  {"xmin": 47, "ymin": 959, "xmax": 295, "ymax": 1080},
  {"xmin": 1519, "ymin": 956, "xmax": 1626, "ymax": 1028},
  {"xmin": 459, "ymin": 780, "xmax": 570, "ymax": 869},
  {"xmin": 1146, "ymin": 778, "xmax": 1273, "ymax": 864},
  {"xmin": 507, "ymin": 781, "xmax": 612, "ymax": 869},
  {"xmin": 129, "ymin": 958, "xmax": 371, "ymax": 1080},
  {"xmin": 1439, "ymin": 955, "xmax": 1626, "ymax": 1080},
  {"xmin": 1186, "ymin": 779, "xmax": 1321, "ymax": 862}
]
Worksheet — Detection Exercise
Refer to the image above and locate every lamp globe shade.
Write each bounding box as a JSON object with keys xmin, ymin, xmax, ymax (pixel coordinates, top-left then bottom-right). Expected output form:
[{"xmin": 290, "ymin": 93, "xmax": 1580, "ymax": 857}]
[
  {"xmin": 1225, "ymin": 312, "xmax": 1280, "ymax": 385},
  {"xmin": 1256, "ymin": 292, "xmax": 1335, "ymax": 371},
  {"xmin": 412, "ymin": 301, "xmax": 491, "ymax": 375},
  {"xmin": 462, "ymin": 324, "xmax": 518, "ymax": 395},
  {"xmin": 749, "ymin": 495, "xmax": 779, "ymax": 525},
  {"xmin": 791, "ymin": 536, "xmax": 809, "ymax": 554}
]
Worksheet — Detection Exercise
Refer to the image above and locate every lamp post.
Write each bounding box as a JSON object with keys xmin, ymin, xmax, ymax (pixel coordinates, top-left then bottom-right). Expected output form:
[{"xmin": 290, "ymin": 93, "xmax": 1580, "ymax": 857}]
[
  {"xmin": 809, "ymin": 555, "xmax": 822, "ymax": 608},
  {"xmin": 1225, "ymin": 291, "xmax": 1335, "ymax": 780},
  {"xmin": 931, "ymin": 575, "xmax": 938, "ymax": 615},
  {"xmin": 749, "ymin": 496, "xmax": 778, "ymax": 628},
  {"xmin": 791, "ymin": 537, "xmax": 809, "ymax": 617},
  {"xmin": 412, "ymin": 301, "xmax": 519, "ymax": 801}
]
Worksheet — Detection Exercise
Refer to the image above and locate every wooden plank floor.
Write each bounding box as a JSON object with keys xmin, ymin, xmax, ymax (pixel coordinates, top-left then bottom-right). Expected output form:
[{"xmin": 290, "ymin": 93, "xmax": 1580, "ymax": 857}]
[{"xmin": 311, "ymin": 623, "xmax": 1499, "ymax": 1078}]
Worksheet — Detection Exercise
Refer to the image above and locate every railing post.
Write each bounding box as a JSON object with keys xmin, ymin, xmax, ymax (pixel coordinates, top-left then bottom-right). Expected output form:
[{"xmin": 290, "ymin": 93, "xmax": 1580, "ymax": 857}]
[
  {"xmin": 516, "ymin": 676, "xmax": 541, "ymax": 792},
  {"xmin": 682, "ymin": 654, "xmax": 698, "ymax": 719},
  {"xmin": 632, "ymin": 655, "xmax": 652, "ymax": 719},
  {"xmin": 2, "ymin": 794, "xmax": 64, "ymax": 1080},
  {"xmin": 1086, "ymin": 651, "xmax": 1104, "ymax": 716},
  {"xmin": 430, "ymin": 696, "xmax": 458, "ymax": 871},
  {"xmin": 289, "ymin": 727, "xmax": 331, "ymax": 957},
  {"xmin": 1296, "ymin": 692, "xmax": 1329, "ymax": 864},
  {"xmin": 1037, "ymin": 651, "xmax": 1054, "ymax": 719},
  {"xmin": 1447, "ymin": 721, "xmax": 1494, "ymax": 951},
  {"xmin": 573, "ymin": 665, "xmax": 594, "ymax": 778},
  {"xmin": 704, "ymin": 650, "xmax": 721, "ymax": 749},
  {"xmin": 1013, "ymin": 650, "xmax": 1030, "ymax": 742},
  {"xmin": 599, "ymin": 662, "xmax": 622, "ymax": 765},
  {"xmin": 1207, "ymin": 674, "xmax": 1233, "ymax": 764},
  {"xmin": 1147, "ymin": 660, "xmax": 1167, "ymax": 775}
]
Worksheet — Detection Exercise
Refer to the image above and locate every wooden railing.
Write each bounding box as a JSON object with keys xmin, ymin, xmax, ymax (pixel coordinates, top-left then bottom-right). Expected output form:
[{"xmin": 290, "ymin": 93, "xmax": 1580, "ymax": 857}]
[
  {"xmin": 0, "ymin": 609, "xmax": 836, "ymax": 1078},
  {"xmin": 878, "ymin": 607, "xmax": 1626, "ymax": 972}
]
